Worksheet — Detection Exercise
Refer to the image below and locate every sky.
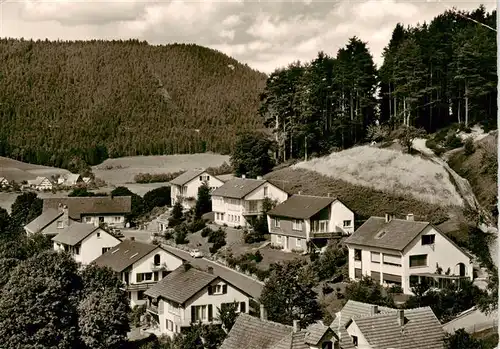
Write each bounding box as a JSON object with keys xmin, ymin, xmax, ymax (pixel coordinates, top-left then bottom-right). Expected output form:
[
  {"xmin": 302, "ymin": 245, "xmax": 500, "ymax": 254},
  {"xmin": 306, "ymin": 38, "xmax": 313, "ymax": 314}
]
[{"xmin": 0, "ymin": 0, "xmax": 496, "ymax": 74}]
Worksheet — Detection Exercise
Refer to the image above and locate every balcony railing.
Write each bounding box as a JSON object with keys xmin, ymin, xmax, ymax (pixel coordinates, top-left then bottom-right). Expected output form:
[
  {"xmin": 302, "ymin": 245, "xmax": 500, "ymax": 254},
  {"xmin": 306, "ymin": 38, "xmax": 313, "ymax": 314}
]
[
  {"xmin": 242, "ymin": 201, "xmax": 262, "ymax": 215},
  {"xmin": 147, "ymin": 304, "xmax": 159, "ymax": 314}
]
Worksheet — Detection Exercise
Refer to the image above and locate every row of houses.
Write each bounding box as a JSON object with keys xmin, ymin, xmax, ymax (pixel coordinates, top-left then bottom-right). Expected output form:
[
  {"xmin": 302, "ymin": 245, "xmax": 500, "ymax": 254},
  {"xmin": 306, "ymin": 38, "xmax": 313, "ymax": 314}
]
[
  {"xmin": 169, "ymin": 169, "xmax": 474, "ymax": 296},
  {"xmin": 0, "ymin": 173, "xmax": 90, "ymax": 191}
]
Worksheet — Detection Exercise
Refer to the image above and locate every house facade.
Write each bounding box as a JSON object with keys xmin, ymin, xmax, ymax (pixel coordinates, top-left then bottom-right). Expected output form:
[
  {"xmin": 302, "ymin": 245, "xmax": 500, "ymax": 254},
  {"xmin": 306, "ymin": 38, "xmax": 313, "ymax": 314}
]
[
  {"xmin": 42, "ymin": 196, "xmax": 131, "ymax": 228},
  {"xmin": 52, "ymin": 223, "xmax": 121, "ymax": 265},
  {"xmin": 57, "ymin": 173, "xmax": 83, "ymax": 187},
  {"xmin": 0, "ymin": 177, "xmax": 10, "ymax": 188},
  {"xmin": 211, "ymin": 176, "xmax": 289, "ymax": 228},
  {"xmin": 28, "ymin": 176, "xmax": 53, "ymax": 191},
  {"xmin": 170, "ymin": 169, "xmax": 224, "ymax": 209},
  {"xmin": 93, "ymin": 239, "xmax": 184, "ymax": 307},
  {"xmin": 345, "ymin": 213, "xmax": 473, "ymax": 294},
  {"xmin": 267, "ymin": 194, "xmax": 354, "ymax": 253},
  {"xmin": 145, "ymin": 264, "xmax": 251, "ymax": 337}
]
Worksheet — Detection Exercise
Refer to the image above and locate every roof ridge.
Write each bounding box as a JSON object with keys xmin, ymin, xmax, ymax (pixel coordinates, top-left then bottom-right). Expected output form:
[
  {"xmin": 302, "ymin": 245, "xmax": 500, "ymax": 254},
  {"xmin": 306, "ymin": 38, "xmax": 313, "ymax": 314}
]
[
  {"xmin": 239, "ymin": 313, "xmax": 293, "ymax": 330},
  {"xmin": 372, "ymin": 216, "xmax": 430, "ymax": 224}
]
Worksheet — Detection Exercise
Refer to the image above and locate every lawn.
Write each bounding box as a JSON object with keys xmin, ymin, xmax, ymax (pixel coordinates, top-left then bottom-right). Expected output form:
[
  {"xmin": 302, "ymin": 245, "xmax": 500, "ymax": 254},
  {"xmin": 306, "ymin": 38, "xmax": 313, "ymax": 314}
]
[
  {"xmin": 294, "ymin": 145, "xmax": 463, "ymax": 207},
  {"xmin": 92, "ymin": 153, "xmax": 230, "ymax": 185}
]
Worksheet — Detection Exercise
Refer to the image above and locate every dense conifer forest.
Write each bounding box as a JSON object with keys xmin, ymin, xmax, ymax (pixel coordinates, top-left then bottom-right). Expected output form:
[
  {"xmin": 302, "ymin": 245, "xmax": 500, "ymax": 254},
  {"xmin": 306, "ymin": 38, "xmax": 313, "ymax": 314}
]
[
  {"xmin": 260, "ymin": 5, "xmax": 496, "ymax": 160},
  {"xmin": 0, "ymin": 5, "xmax": 496, "ymax": 168},
  {"xmin": 0, "ymin": 40, "xmax": 266, "ymax": 167}
]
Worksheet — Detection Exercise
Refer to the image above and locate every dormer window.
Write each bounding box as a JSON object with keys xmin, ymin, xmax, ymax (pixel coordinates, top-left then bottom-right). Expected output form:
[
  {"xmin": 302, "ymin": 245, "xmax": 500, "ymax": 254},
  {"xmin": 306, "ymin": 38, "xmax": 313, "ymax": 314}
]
[
  {"xmin": 375, "ymin": 231, "xmax": 387, "ymax": 239},
  {"xmin": 322, "ymin": 341, "xmax": 333, "ymax": 349}
]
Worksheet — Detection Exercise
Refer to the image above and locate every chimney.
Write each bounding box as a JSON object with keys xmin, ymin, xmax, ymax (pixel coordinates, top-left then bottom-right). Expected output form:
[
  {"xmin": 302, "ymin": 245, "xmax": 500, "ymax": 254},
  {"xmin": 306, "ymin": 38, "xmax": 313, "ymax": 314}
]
[
  {"xmin": 62, "ymin": 204, "xmax": 69, "ymax": 227},
  {"xmin": 260, "ymin": 304, "xmax": 267, "ymax": 321},
  {"xmin": 293, "ymin": 320, "xmax": 300, "ymax": 333},
  {"xmin": 242, "ymin": 174, "xmax": 246, "ymax": 179},
  {"xmin": 207, "ymin": 266, "xmax": 214, "ymax": 274},
  {"xmin": 256, "ymin": 175, "xmax": 263, "ymax": 180},
  {"xmin": 370, "ymin": 305, "xmax": 378, "ymax": 315},
  {"xmin": 130, "ymin": 236, "xmax": 135, "ymax": 241},
  {"xmin": 183, "ymin": 262, "xmax": 192, "ymax": 272},
  {"xmin": 397, "ymin": 309, "xmax": 405, "ymax": 326},
  {"xmin": 406, "ymin": 213, "xmax": 414, "ymax": 221},
  {"xmin": 385, "ymin": 213, "xmax": 394, "ymax": 223}
]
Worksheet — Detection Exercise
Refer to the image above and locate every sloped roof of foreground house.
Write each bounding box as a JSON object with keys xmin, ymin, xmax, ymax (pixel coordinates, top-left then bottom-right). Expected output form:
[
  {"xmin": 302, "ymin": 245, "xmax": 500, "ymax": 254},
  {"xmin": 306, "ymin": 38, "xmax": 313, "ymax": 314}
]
[
  {"xmin": 345, "ymin": 307, "xmax": 445, "ymax": 349},
  {"xmin": 52, "ymin": 222, "xmax": 119, "ymax": 246},
  {"xmin": 24, "ymin": 208, "xmax": 63, "ymax": 234},
  {"xmin": 220, "ymin": 313, "xmax": 345, "ymax": 349},
  {"xmin": 170, "ymin": 169, "xmax": 213, "ymax": 186},
  {"xmin": 344, "ymin": 216, "xmax": 472, "ymax": 257},
  {"xmin": 93, "ymin": 239, "xmax": 183, "ymax": 272},
  {"xmin": 43, "ymin": 196, "xmax": 132, "ymax": 220},
  {"xmin": 211, "ymin": 178, "xmax": 268, "ymax": 199},
  {"xmin": 268, "ymin": 195, "xmax": 337, "ymax": 219}
]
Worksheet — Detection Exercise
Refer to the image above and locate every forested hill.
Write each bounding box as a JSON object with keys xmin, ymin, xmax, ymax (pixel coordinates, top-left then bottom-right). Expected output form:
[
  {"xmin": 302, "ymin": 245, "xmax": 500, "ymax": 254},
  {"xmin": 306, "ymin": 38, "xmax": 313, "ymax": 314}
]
[{"xmin": 0, "ymin": 40, "xmax": 266, "ymax": 168}]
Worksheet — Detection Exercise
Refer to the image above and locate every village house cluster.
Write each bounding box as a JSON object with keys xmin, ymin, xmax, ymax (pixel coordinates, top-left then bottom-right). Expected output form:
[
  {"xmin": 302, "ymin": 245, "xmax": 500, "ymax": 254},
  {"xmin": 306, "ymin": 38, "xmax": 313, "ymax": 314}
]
[
  {"xmin": 21, "ymin": 168, "xmax": 475, "ymax": 347},
  {"xmin": 0, "ymin": 172, "xmax": 91, "ymax": 191}
]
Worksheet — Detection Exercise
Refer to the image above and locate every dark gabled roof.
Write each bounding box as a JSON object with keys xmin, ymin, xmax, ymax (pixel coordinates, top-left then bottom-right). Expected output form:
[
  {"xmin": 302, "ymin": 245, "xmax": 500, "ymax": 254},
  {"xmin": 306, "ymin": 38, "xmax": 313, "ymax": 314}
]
[
  {"xmin": 145, "ymin": 266, "xmax": 218, "ymax": 304},
  {"xmin": 334, "ymin": 300, "xmax": 396, "ymax": 328},
  {"xmin": 344, "ymin": 217, "xmax": 430, "ymax": 251},
  {"xmin": 268, "ymin": 195, "xmax": 336, "ymax": 219},
  {"xmin": 169, "ymin": 169, "xmax": 210, "ymax": 186},
  {"xmin": 220, "ymin": 313, "xmax": 293, "ymax": 349},
  {"xmin": 43, "ymin": 196, "xmax": 132, "ymax": 220},
  {"xmin": 52, "ymin": 223, "xmax": 117, "ymax": 246},
  {"xmin": 211, "ymin": 178, "xmax": 267, "ymax": 199},
  {"xmin": 351, "ymin": 307, "xmax": 445, "ymax": 349},
  {"xmin": 93, "ymin": 240, "xmax": 159, "ymax": 272},
  {"xmin": 24, "ymin": 208, "xmax": 63, "ymax": 234}
]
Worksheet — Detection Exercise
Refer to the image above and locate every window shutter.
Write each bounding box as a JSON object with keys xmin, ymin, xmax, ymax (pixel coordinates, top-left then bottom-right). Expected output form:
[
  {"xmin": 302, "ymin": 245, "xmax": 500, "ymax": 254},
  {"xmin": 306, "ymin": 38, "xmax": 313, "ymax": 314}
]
[
  {"xmin": 136, "ymin": 273, "xmax": 142, "ymax": 283},
  {"xmin": 208, "ymin": 305, "xmax": 213, "ymax": 321},
  {"xmin": 208, "ymin": 286, "xmax": 213, "ymax": 295},
  {"xmin": 191, "ymin": 306, "xmax": 196, "ymax": 323},
  {"xmin": 222, "ymin": 284, "xmax": 228, "ymax": 294},
  {"xmin": 240, "ymin": 302, "xmax": 246, "ymax": 313}
]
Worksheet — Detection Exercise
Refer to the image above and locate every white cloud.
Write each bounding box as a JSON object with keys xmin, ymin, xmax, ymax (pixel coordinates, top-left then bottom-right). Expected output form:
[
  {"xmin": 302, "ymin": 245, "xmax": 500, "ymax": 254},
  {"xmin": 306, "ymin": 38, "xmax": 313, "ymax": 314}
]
[{"xmin": 0, "ymin": 0, "xmax": 496, "ymax": 73}]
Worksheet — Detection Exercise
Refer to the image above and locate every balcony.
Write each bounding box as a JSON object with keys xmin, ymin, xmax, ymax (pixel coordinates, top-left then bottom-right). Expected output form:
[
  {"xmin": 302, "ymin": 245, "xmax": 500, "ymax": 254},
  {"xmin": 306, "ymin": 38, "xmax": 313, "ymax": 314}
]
[
  {"xmin": 242, "ymin": 200, "xmax": 262, "ymax": 215},
  {"xmin": 151, "ymin": 262, "xmax": 167, "ymax": 271},
  {"xmin": 147, "ymin": 304, "xmax": 159, "ymax": 314}
]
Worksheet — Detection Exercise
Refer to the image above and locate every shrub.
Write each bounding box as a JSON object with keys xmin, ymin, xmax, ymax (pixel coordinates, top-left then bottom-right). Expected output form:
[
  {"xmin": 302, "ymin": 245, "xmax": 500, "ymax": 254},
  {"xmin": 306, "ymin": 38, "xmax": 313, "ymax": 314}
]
[
  {"xmin": 201, "ymin": 227, "xmax": 212, "ymax": 238},
  {"xmin": 130, "ymin": 305, "xmax": 146, "ymax": 327},
  {"xmin": 206, "ymin": 162, "xmax": 233, "ymax": 176},
  {"xmin": 174, "ymin": 224, "xmax": 188, "ymax": 244},
  {"xmin": 253, "ymin": 250, "xmax": 263, "ymax": 263},
  {"xmin": 445, "ymin": 134, "xmax": 463, "ymax": 149},
  {"xmin": 134, "ymin": 171, "xmax": 184, "ymax": 184},
  {"xmin": 188, "ymin": 219, "xmax": 206, "ymax": 233},
  {"xmin": 208, "ymin": 228, "xmax": 226, "ymax": 254},
  {"xmin": 463, "ymin": 137, "xmax": 475, "ymax": 155}
]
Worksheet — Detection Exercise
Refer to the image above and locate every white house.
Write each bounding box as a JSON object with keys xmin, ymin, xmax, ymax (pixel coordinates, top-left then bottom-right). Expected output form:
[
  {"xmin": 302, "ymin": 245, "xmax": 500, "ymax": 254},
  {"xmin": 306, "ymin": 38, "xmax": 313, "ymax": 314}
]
[
  {"xmin": 211, "ymin": 176, "xmax": 289, "ymax": 228},
  {"xmin": 144, "ymin": 264, "xmax": 253, "ymax": 337},
  {"xmin": 27, "ymin": 176, "xmax": 53, "ymax": 190},
  {"xmin": 52, "ymin": 222, "xmax": 121, "ymax": 265},
  {"xmin": 57, "ymin": 173, "xmax": 83, "ymax": 186},
  {"xmin": 345, "ymin": 213, "xmax": 473, "ymax": 294},
  {"xmin": 42, "ymin": 196, "xmax": 131, "ymax": 228},
  {"xmin": 93, "ymin": 239, "xmax": 185, "ymax": 307},
  {"xmin": 267, "ymin": 194, "xmax": 354, "ymax": 253},
  {"xmin": 170, "ymin": 169, "xmax": 224, "ymax": 209},
  {"xmin": 221, "ymin": 311, "xmax": 340, "ymax": 349},
  {"xmin": 0, "ymin": 177, "xmax": 10, "ymax": 188}
]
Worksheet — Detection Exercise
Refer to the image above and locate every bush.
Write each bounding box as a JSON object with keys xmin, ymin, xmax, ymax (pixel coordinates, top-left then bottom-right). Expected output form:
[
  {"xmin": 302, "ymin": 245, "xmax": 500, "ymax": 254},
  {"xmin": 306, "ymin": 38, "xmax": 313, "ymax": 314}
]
[
  {"xmin": 206, "ymin": 162, "xmax": 233, "ymax": 176},
  {"xmin": 130, "ymin": 305, "xmax": 146, "ymax": 327},
  {"xmin": 134, "ymin": 171, "xmax": 184, "ymax": 184},
  {"xmin": 445, "ymin": 134, "xmax": 463, "ymax": 149},
  {"xmin": 208, "ymin": 228, "xmax": 226, "ymax": 254},
  {"xmin": 174, "ymin": 224, "xmax": 188, "ymax": 244},
  {"xmin": 463, "ymin": 137, "xmax": 475, "ymax": 155},
  {"xmin": 201, "ymin": 227, "xmax": 212, "ymax": 238},
  {"xmin": 188, "ymin": 219, "xmax": 206, "ymax": 233}
]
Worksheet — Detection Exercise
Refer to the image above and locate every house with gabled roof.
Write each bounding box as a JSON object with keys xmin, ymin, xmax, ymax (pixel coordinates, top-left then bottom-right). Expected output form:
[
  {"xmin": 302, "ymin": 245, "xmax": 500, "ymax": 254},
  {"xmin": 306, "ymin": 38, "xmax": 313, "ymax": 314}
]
[
  {"xmin": 267, "ymin": 194, "xmax": 354, "ymax": 253},
  {"xmin": 92, "ymin": 238, "xmax": 185, "ymax": 307},
  {"xmin": 345, "ymin": 213, "xmax": 473, "ymax": 294},
  {"xmin": 170, "ymin": 169, "xmax": 224, "ymax": 209},
  {"xmin": 52, "ymin": 221, "xmax": 121, "ymax": 265},
  {"xmin": 25, "ymin": 208, "xmax": 65, "ymax": 236},
  {"xmin": 27, "ymin": 176, "xmax": 53, "ymax": 191},
  {"xmin": 144, "ymin": 263, "xmax": 252, "ymax": 337},
  {"xmin": 211, "ymin": 176, "xmax": 289, "ymax": 228},
  {"xmin": 57, "ymin": 173, "xmax": 83, "ymax": 187},
  {"xmin": 0, "ymin": 177, "xmax": 10, "ymax": 188},
  {"xmin": 42, "ymin": 196, "xmax": 131, "ymax": 228},
  {"xmin": 221, "ymin": 311, "xmax": 342, "ymax": 349}
]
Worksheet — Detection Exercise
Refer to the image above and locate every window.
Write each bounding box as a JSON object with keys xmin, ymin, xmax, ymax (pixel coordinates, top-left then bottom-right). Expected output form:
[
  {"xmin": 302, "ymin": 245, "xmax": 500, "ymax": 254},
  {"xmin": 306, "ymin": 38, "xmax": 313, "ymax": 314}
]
[
  {"xmin": 409, "ymin": 254, "xmax": 428, "ymax": 268},
  {"xmin": 354, "ymin": 249, "xmax": 362, "ymax": 261},
  {"xmin": 193, "ymin": 305, "xmax": 207, "ymax": 322},
  {"xmin": 144, "ymin": 273, "xmax": 153, "ymax": 281},
  {"xmin": 292, "ymin": 219, "xmax": 302, "ymax": 231},
  {"xmin": 208, "ymin": 284, "xmax": 227, "ymax": 295},
  {"xmin": 57, "ymin": 221, "xmax": 63, "ymax": 228},
  {"xmin": 263, "ymin": 186, "xmax": 268, "ymax": 197},
  {"xmin": 383, "ymin": 254, "xmax": 402, "ymax": 266},
  {"xmin": 99, "ymin": 216, "xmax": 104, "ymax": 224},
  {"xmin": 422, "ymin": 234, "xmax": 435, "ymax": 245},
  {"xmin": 74, "ymin": 245, "xmax": 80, "ymax": 255},
  {"xmin": 166, "ymin": 319, "xmax": 174, "ymax": 331},
  {"xmin": 371, "ymin": 251, "xmax": 380, "ymax": 263},
  {"xmin": 136, "ymin": 273, "xmax": 153, "ymax": 282},
  {"xmin": 296, "ymin": 238, "xmax": 302, "ymax": 247},
  {"xmin": 85, "ymin": 216, "xmax": 92, "ymax": 223},
  {"xmin": 154, "ymin": 254, "xmax": 161, "ymax": 266},
  {"xmin": 137, "ymin": 291, "xmax": 146, "ymax": 300},
  {"xmin": 168, "ymin": 301, "xmax": 180, "ymax": 315},
  {"xmin": 96, "ymin": 232, "xmax": 101, "ymax": 238},
  {"xmin": 343, "ymin": 220, "xmax": 352, "ymax": 227},
  {"xmin": 199, "ymin": 175, "xmax": 209, "ymax": 181},
  {"xmin": 114, "ymin": 216, "xmax": 121, "ymax": 222},
  {"xmin": 274, "ymin": 218, "xmax": 280, "ymax": 228},
  {"xmin": 102, "ymin": 247, "xmax": 111, "ymax": 254},
  {"xmin": 320, "ymin": 221, "xmax": 327, "ymax": 232},
  {"xmin": 352, "ymin": 336, "xmax": 358, "ymax": 346},
  {"xmin": 322, "ymin": 342, "xmax": 333, "ymax": 349}
]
